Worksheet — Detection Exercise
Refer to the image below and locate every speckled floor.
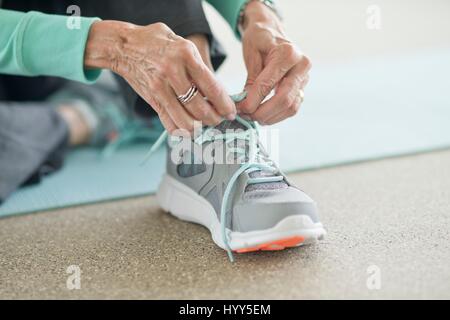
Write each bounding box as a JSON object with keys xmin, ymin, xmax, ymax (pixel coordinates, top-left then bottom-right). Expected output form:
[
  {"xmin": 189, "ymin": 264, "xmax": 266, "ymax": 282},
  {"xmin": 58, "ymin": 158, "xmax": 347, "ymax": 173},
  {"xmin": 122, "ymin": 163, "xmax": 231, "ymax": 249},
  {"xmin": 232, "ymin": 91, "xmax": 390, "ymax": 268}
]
[
  {"xmin": 1, "ymin": 150, "xmax": 449, "ymax": 299},
  {"xmin": 1, "ymin": 0, "xmax": 450, "ymax": 300}
]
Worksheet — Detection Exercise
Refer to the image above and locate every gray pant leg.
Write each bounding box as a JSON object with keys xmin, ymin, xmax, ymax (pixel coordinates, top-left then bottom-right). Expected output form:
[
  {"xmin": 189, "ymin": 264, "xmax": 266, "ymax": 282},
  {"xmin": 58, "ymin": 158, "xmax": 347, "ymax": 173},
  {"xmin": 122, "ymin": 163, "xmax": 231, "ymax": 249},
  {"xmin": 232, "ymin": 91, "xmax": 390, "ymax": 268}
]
[{"xmin": 0, "ymin": 103, "xmax": 69, "ymax": 203}]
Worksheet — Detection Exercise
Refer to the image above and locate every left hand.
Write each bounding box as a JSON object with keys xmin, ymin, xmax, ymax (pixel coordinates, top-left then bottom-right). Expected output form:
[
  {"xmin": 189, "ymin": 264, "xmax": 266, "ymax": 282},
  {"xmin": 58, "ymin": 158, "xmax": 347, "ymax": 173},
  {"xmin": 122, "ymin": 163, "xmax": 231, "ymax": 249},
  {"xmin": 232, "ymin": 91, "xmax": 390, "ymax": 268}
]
[{"xmin": 237, "ymin": 1, "xmax": 311, "ymax": 125}]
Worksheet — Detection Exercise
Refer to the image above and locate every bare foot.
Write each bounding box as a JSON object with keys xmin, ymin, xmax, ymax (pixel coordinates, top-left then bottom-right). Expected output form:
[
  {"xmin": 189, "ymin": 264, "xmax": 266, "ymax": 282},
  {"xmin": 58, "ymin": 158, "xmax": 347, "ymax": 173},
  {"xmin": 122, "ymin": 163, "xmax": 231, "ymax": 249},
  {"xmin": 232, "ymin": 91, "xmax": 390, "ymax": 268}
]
[{"xmin": 57, "ymin": 105, "xmax": 92, "ymax": 146}]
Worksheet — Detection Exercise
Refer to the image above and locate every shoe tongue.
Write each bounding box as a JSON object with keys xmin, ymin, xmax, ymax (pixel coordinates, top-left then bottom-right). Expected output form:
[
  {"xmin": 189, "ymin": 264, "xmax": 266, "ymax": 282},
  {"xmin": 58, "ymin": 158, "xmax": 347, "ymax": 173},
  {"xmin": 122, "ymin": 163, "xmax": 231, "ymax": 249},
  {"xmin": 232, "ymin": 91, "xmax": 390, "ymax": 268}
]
[
  {"xmin": 212, "ymin": 121, "xmax": 288, "ymax": 193},
  {"xmin": 213, "ymin": 120, "xmax": 248, "ymax": 133}
]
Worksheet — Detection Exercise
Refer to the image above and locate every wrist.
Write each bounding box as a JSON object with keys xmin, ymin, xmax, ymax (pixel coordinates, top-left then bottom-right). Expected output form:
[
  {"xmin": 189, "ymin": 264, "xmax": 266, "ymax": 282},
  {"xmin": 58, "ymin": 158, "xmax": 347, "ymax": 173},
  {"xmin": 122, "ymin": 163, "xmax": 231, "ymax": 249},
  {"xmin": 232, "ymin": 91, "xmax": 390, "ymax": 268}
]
[
  {"xmin": 84, "ymin": 20, "xmax": 134, "ymax": 73},
  {"xmin": 241, "ymin": 0, "xmax": 282, "ymax": 32}
]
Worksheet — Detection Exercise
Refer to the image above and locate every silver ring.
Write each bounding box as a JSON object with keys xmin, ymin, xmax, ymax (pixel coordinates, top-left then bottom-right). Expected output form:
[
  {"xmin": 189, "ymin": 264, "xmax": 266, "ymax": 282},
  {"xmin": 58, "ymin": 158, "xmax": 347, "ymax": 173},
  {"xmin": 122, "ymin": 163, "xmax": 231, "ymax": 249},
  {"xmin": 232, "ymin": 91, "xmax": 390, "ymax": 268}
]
[{"xmin": 177, "ymin": 84, "xmax": 198, "ymax": 105}]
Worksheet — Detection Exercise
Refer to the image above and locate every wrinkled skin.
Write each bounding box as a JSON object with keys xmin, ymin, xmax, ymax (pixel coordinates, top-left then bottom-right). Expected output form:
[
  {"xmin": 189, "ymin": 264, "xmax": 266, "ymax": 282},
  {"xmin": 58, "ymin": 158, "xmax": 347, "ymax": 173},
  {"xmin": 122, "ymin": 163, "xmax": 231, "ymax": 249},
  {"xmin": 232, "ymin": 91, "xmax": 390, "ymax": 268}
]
[
  {"xmin": 238, "ymin": 1, "xmax": 311, "ymax": 125},
  {"xmin": 84, "ymin": 1, "xmax": 311, "ymax": 132}
]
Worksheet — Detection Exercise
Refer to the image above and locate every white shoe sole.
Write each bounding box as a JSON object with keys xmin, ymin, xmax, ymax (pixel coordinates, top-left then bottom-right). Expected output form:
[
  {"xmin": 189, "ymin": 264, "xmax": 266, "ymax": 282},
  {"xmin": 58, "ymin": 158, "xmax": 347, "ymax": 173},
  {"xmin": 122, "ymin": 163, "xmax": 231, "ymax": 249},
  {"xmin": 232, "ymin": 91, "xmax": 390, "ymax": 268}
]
[{"xmin": 157, "ymin": 174, "xmax": 326, "ymax": 252}]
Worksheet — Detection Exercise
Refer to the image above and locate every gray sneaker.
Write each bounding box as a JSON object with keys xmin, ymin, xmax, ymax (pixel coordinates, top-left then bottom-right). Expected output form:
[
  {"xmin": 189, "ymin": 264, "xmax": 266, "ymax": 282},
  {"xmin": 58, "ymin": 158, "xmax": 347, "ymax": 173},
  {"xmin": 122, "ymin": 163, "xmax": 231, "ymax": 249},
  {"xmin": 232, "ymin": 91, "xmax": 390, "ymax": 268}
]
[{"xmin": 156, "ymin": 117, "xmax": 326, "ymax": 261}]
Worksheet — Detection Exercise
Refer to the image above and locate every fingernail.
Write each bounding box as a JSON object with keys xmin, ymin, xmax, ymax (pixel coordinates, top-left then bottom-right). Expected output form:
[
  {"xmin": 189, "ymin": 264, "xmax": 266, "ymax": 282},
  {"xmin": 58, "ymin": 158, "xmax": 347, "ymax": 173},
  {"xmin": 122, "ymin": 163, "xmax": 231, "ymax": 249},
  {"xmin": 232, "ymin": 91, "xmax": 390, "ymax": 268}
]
[{"xmin": 226, "ymin": 112, "xmax": 236, "ymax": 120}]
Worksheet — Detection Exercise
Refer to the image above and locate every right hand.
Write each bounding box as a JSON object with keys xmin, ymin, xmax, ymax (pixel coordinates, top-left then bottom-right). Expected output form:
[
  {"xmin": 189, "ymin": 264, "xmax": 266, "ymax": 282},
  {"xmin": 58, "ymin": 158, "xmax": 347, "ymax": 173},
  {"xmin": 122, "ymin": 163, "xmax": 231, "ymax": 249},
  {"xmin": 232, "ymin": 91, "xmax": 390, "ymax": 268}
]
[{"xmin": 85, "ymin": 21, "xmax": 236, "ymax": 133}]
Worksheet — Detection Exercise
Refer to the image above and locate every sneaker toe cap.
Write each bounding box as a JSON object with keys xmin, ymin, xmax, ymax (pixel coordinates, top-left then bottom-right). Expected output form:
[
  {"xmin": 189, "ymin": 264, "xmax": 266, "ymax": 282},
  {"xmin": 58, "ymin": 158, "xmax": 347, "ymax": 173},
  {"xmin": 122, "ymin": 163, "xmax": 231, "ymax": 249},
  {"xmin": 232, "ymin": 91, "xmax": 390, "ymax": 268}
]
[{"xmin": 232, "ymin": 187, "xmax": 319, "ymax": 233}]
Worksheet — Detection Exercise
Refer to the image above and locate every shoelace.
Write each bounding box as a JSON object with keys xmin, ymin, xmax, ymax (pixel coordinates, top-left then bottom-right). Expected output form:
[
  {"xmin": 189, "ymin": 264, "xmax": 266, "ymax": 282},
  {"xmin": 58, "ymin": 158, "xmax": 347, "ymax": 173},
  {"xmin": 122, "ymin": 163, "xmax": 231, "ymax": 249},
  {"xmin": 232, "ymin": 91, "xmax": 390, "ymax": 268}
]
[
  {"xmin": 143, "ymin": 116, "xmax": 283, "ymax": 262},
  {"xmin": 198, "ymin": 116, "xmax": 284, "ymax": 262},
  {"xmin": 101, "ymin": 112, "xmax": 164, "ymax": 158}
]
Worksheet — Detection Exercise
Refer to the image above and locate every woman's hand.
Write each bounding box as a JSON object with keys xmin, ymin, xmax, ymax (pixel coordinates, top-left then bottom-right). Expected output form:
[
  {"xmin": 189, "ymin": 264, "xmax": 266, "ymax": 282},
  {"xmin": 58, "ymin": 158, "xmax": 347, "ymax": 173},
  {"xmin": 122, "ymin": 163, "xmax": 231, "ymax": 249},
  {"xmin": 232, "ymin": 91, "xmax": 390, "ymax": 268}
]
[
  {"xmin": 84, "ymin": 21, "xmax": 236, "ymax": 133},
  {"xmin": 238, "ymin": 1, "xmax": 311, "ymax": 125}
]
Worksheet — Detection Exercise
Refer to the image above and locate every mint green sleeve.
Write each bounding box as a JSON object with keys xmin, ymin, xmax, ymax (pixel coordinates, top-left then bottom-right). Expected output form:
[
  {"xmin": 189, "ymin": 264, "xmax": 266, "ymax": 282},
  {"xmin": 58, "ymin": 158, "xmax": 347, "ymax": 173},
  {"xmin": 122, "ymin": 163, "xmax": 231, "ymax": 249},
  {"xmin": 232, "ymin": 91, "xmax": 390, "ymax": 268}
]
[
  {"xmin": 0, "ymin": 9, "xmax": 101, "ymax": 83},
  {"xmin": 206, "ymin": 0, "xmax": 247, "ymax": 38}
]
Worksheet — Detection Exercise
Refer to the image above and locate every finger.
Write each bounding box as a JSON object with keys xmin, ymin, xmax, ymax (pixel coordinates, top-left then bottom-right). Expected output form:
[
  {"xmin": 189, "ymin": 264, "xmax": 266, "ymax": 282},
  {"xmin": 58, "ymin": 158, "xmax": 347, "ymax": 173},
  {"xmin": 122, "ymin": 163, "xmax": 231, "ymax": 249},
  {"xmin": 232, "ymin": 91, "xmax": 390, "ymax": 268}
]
[
  {"xmin": 185, "ymin": 53, "xmax": 236, "ymax": 120},
  {"xmin": 263, "ymin": 93, "xmax": 302, "ymax": 125},
  {"xmin": 251, "ymin": 64, "xmax": 307, "ymax": 124},
  {"xmin": 237, "ymin": 54, "xmax": 262, "ymax": 115},
  {"xmin": 238, "ymin": 43, "xmax": 304, "ymax": 114},
  {"xmin": 178, "ymin": 85, "xmax": 222, "ymax": 127},
  {"xmin": 157, "ymin": 107, "xmax": 178, "ymax": 134},
  {"xmin": 124, "ymin": 78, "xmax": 179, "ymax": 134},
  {"xmin": 301, "ymin": 74, "xmax": 310, "ymax": 88},
  {"xmin": 243, "ymin": 53, "xmax": 263, "ymax": 90},
  {"xmin": 168, "ymin": 68, "xmax": 222, "ymax": 127},
  {"xmin": 139, "ymin": 91, "xmax": 178, "ymax": 134},
  {"xmin": 262, "ymin": 72, "xmax": 309, "ymax": 125},
  {"xmin": 156, "ymin": 81, "xmax": 198, "ymax": 132}
]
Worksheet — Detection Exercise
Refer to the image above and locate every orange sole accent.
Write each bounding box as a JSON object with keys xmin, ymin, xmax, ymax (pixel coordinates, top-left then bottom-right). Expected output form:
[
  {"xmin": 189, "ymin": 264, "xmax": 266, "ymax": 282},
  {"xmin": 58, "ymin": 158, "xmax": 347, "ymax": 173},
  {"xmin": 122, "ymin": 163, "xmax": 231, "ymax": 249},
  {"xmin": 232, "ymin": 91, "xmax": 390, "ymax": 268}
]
[{"xmin": 235, "ymin": 236, "xmax": 305, "ymax": 253}]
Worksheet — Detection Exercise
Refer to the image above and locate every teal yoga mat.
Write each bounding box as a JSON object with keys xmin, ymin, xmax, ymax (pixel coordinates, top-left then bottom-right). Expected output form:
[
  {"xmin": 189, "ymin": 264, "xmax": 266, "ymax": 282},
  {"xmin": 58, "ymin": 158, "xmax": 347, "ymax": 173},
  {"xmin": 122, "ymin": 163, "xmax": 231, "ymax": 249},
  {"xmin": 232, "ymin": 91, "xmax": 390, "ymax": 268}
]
[{"xmin": 1, "ymin": 49, "xmax": 450, "ymax": 218}]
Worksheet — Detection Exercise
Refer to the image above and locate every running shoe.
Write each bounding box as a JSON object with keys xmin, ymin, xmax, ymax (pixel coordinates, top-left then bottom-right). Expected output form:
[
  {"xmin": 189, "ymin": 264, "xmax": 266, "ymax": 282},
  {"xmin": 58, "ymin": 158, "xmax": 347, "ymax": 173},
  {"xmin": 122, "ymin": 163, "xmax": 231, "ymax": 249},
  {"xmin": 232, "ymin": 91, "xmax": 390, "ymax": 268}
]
[{"xmin": 155, "ymin": 116, "xmax": 326, "ymax": 261}]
